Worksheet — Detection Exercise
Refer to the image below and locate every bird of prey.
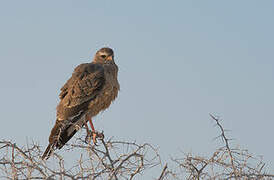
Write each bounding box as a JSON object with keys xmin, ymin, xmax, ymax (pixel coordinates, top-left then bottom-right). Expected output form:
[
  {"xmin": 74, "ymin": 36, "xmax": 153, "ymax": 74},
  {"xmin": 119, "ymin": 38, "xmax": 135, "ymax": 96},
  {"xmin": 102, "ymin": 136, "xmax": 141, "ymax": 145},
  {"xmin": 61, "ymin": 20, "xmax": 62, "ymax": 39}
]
[{"xmin": 42, "ymin": 47, "xmax": 120, "ymax": 160}]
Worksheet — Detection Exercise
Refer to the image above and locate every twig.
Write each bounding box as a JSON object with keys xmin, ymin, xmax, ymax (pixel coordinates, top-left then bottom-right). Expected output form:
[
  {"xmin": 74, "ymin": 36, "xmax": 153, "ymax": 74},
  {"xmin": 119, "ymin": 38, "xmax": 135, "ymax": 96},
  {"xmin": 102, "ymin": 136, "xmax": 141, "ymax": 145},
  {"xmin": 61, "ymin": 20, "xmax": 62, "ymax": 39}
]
[
  {"xmin": 158, "ymin": 163, "xmax": 168, "ymax": 180},
  {"xmin": 210, "ymin": 114, "xmax": 239, "ymax": 179}
]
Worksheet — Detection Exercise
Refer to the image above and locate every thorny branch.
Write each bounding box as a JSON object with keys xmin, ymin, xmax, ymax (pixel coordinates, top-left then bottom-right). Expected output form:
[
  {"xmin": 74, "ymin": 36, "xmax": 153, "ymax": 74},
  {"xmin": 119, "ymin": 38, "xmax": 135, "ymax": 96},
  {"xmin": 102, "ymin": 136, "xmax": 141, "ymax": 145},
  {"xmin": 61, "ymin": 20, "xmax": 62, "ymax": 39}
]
[
  {"xmin": 161, "ymin": 114, "xmax": 274, "ymax": 180},
  {"xmin": 210, "ymin": 114, "xmax": 238, "ymax": 179},
  {"xmin": 1, "ymin": 115, "xmax": 274, "ymax": 179},
  {"xmin": 0, "ymin": 135, "xmax": 160, "ymax": 180}
]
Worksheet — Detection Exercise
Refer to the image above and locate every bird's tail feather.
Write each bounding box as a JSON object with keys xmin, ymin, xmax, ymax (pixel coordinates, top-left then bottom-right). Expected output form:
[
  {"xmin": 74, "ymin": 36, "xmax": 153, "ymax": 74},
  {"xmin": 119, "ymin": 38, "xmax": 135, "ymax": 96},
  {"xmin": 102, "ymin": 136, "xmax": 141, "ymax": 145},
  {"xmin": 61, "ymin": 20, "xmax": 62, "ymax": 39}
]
[
  {"xmin": 41, "ymin": 126, "xmax": 77, "ymax": 160},
  {"xmin": 42, "ymin": 111, "xmax": 86, "ymax": 160},
  {"xmin": 57, "ymin": 112, "xmax": 86, "ymax": 149},
  {"xmin": 41, "ymin": 143, "xmax": 55, "ymax": 160},
  {"xmin": 57, "ymin": 125, "xmax": 78, "ymax": 149}
]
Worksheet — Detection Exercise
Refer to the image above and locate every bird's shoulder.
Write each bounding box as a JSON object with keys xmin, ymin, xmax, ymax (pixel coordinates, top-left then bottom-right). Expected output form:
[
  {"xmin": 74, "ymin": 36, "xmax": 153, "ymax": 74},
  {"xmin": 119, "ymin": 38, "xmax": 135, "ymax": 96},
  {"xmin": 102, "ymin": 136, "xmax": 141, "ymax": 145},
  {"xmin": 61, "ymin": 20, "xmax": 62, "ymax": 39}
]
[
  {"xmin": 59, "ymin": 62, "xmax": 105, "ymax": 101},
  {"xmin": 73, "ymin": 62, "xmax": 104, "ymax": 78}
]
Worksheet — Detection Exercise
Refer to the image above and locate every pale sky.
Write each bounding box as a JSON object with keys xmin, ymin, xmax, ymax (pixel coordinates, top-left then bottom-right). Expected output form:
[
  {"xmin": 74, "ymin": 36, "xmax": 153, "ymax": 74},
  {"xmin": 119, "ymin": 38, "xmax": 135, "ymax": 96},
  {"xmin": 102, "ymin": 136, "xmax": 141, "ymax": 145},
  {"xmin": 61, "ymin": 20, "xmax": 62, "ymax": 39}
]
[{"xmin": 0, "ymin": 0, "xmax": 273, "ymax": 178}]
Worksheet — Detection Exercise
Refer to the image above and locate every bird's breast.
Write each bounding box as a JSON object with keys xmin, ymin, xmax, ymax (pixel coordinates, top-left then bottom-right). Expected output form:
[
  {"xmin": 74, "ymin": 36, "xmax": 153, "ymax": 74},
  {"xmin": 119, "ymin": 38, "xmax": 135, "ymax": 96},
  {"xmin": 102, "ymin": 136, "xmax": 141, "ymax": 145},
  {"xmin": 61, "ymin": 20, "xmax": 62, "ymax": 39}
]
[{"xmin": 87, "ymin": 65, "xmax": 119, "ymax": 117}]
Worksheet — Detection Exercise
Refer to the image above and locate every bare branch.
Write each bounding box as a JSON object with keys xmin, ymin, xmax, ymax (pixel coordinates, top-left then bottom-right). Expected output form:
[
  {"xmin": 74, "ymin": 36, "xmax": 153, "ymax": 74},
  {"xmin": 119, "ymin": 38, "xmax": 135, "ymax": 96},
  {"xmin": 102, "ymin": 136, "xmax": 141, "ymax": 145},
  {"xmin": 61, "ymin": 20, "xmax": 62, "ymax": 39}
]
[
  {"xmin": 1, "ymin": 115, "xmax": 273, "ymax": 179},
  {"xmin": 0, "ymin": 134, "xmax": 161, "ymax": 179},
  {"xmin": 210, "ymin": 114, "xmax": 239, "ymax": 179},
  {"xmin": 158, "ymin": 163, "xmax": 168, "ymax": 180}
]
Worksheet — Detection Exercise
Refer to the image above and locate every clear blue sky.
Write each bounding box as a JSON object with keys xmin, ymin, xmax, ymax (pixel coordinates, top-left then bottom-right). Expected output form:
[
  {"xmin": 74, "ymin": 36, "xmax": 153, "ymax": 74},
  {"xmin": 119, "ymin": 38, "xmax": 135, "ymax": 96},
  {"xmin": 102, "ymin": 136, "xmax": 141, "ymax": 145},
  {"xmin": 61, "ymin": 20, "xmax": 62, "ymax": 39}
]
[{"xmin": 1, "ymin": 0, "xmax": 273, "ymax": 177}]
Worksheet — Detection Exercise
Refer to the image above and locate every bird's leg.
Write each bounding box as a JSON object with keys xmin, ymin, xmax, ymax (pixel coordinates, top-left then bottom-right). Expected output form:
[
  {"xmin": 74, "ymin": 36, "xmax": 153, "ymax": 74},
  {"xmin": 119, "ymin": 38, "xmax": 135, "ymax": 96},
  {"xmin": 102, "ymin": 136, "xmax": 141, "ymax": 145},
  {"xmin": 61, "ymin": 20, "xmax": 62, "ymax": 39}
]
[
  {"xmin": 86, "ymin": 115, "xmax": 98, "ymax": 145},
  {"xmin": 84, "ymin": 122, "xmax": 92, "ymax": 144}
]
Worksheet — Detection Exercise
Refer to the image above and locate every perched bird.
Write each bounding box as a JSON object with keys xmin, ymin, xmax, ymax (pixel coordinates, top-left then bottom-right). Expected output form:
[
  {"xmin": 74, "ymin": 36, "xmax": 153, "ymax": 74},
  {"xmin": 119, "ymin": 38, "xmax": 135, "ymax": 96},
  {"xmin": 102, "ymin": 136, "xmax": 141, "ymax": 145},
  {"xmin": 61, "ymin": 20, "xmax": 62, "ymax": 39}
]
[{"xmin": 42, "ymin": 47, "xmax": 120, "ymax": 160}]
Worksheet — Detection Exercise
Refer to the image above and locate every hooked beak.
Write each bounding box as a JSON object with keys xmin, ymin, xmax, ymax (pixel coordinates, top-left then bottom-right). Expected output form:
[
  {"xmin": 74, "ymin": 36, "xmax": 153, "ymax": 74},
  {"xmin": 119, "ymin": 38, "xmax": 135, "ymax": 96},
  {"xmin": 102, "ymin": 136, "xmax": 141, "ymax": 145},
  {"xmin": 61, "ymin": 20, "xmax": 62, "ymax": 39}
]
[{"xmin": 106, "ymin": 55, "xmax": 113, "ymax": 61}]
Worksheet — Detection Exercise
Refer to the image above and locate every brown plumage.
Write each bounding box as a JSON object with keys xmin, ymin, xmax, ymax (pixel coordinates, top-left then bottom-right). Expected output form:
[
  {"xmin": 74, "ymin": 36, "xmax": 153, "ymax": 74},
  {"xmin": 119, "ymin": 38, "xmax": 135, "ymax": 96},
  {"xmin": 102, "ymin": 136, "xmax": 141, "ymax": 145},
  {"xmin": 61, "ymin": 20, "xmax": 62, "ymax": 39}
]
[{"xmin": 42, "ymin": 47, "xmax": 119, "ymax": 160}]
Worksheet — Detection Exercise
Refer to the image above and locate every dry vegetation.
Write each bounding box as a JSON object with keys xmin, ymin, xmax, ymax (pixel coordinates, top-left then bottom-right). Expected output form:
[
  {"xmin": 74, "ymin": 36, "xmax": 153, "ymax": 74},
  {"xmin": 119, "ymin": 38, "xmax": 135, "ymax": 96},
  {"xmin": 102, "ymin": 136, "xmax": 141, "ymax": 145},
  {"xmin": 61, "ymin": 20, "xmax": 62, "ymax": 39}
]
[{"xmin": 1, "ymin": 115, "xmax": 273, "ymax": 179}]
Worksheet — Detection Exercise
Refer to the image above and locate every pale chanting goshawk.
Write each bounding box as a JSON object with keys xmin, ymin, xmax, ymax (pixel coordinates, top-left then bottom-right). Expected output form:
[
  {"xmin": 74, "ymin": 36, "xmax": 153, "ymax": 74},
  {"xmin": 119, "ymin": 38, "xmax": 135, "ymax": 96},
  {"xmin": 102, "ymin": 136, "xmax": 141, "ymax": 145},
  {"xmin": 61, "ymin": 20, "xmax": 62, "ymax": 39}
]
[{"xmin": 42, "ymin": 47, "xmax": 120, "ymax": 160}]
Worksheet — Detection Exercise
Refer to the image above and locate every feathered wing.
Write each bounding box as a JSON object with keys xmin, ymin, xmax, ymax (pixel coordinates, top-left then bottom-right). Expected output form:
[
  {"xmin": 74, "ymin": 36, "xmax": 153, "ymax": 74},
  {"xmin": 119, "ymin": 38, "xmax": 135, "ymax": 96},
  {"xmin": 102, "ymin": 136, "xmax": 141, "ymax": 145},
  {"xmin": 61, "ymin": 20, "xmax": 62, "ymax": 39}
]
[{"xmin": 42, "ymin": 63, "xmax": 105, "ymax": 160}]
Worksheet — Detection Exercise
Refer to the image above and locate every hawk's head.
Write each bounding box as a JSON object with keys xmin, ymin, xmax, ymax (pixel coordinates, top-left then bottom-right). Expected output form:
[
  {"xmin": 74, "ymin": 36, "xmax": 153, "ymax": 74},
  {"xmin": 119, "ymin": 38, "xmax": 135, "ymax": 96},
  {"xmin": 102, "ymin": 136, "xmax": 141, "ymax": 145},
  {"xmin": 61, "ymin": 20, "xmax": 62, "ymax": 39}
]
[{"xmin": 94, "ymin": 47, "xmax": 114, "ymax": 64}]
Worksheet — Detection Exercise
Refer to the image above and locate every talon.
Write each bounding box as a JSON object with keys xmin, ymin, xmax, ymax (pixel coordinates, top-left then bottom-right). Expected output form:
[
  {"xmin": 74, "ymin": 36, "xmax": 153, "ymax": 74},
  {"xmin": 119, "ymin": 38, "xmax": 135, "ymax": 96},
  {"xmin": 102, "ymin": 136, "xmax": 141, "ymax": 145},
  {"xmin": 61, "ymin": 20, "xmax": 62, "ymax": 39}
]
[{"xmin": 92, "ymin": 131, "xmax": 98, "ymax": 145}]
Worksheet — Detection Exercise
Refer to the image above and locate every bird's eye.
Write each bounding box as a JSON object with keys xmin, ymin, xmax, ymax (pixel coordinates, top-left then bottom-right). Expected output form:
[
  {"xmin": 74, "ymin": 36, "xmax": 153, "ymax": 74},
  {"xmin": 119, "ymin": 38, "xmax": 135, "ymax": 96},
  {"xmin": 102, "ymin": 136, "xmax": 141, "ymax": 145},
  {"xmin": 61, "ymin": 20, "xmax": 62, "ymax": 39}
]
[{"xmin": 101, "ymin": 55, "xmax": 106, "ymax": 58}]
